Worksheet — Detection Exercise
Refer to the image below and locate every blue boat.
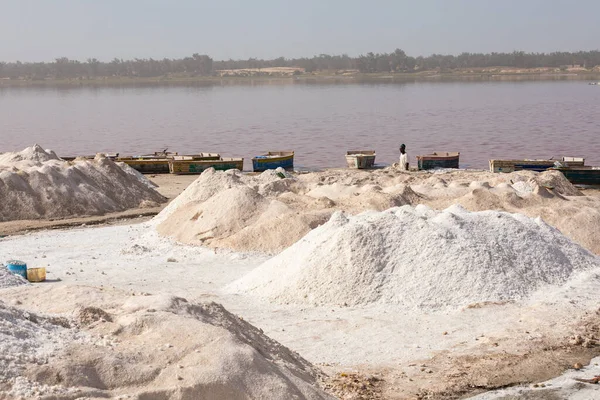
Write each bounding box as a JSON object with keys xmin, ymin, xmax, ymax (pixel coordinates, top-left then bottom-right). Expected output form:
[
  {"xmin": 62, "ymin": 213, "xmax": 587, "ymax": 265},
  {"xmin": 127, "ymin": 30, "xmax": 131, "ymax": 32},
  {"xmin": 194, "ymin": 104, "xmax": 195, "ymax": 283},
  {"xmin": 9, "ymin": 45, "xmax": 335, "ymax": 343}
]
[{"xmin": 252, "ymin": 151, "xmax": 294, "ymax": 172}]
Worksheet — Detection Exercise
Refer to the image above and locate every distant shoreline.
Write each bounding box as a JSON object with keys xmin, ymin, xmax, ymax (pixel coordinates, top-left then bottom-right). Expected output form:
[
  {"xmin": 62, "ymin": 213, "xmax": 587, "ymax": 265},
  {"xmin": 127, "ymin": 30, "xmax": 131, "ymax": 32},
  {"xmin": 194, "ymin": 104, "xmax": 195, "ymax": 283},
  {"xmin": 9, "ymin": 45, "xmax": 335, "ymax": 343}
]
[{"xmin": 2, "ymin": 70, "xmax": 600, "ymax": 88}]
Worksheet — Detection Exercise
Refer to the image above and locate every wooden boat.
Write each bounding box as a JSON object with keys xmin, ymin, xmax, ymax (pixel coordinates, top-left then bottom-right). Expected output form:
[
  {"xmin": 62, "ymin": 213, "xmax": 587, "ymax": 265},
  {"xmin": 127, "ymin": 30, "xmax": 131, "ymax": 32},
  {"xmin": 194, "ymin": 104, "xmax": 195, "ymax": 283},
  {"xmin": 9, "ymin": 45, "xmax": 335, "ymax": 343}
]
[
  {"xmin": 252, "ymin": 151, "xmax": 294, "ymax": 172},
  {"xmin": 417, "ymin": 152, "xmax": 459, "ymax": 170},
  {"xmin": 169, "ymin": 157, "xmax": 244, "ymax": 175},
  {"xmin": 117, "ymin": 152, "xmax": 221, "ymax": 174},
  {"xmin": 117, "ymin": 157, "xmax": 171, "ymax": 174},
  {"xmin": 345, "ymin": 150, "xmax": 376, "ymax": 169},
  {"xmin": 171, "ymin": 153, "xmax": 220, "ymax": 161},
  {"xmin": 489, "ymin": 157, "xmax": 585, "ymax": 173},
  {"xmin": 551, "ymin": 166, "xmax": 600, "ymax": 185}
]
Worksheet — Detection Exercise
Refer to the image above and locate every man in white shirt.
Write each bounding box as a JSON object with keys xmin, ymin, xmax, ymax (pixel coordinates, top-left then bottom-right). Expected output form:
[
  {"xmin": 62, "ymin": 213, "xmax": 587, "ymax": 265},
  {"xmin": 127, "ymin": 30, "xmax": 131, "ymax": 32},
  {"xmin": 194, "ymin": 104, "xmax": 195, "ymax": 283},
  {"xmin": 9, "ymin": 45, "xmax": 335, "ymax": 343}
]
[{"xmin": 399, "ymin": 144, "xmax": 409, "ymax": 171}]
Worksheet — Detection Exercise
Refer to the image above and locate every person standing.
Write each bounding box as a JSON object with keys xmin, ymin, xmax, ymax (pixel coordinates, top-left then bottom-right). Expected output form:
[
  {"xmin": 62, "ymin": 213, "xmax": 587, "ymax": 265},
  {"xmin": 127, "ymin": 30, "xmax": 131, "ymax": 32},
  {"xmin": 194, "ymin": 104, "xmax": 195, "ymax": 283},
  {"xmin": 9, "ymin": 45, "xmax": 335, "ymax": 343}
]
[{"xmin": 399, "ymin": 144, "xmax": 409, "ymax": 171}]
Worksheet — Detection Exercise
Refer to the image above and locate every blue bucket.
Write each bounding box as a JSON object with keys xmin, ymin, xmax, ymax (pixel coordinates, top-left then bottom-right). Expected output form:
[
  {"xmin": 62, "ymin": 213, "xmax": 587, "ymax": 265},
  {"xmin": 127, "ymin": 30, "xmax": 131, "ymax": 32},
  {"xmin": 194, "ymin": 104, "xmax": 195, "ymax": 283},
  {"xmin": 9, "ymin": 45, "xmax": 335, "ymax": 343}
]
[{"xmin": 6, "ymin": 260, "xmax": 27, "ymax": 279}]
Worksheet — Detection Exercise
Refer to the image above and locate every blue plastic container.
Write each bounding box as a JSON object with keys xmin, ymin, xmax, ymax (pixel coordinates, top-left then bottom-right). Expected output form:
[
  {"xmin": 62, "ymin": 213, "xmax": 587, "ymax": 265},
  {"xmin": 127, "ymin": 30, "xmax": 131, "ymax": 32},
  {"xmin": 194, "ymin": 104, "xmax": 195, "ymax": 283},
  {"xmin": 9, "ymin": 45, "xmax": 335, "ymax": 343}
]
[{"xmin": 5, "ymin": 260, "xmax": 27, "ymax": 279}]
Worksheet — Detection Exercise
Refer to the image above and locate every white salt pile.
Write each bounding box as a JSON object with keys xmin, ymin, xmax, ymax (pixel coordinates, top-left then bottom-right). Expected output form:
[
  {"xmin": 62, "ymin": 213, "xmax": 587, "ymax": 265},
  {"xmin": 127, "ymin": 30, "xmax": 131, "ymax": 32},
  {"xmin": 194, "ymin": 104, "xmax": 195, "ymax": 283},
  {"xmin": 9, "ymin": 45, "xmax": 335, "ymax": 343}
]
[
  {"xmin": 0, "ymin": 267, "xmax": 28, "ymax": 289},
  {"xmin": 0, "ymin": 145, "xmax": 166, "ymax": 222},
  {"xmin": 154, "ymin": 168, "xmax": 331, "ymax": 253},
  {"xmin": 0, "ymin": 300, "xmax": 78, "ymax": 397},
  {"xmin": 228, "ymin": 205, "xmax": 600, "ymax": 308},
  {"xmin": 0, "ymin": 286, "xmax": 332, "ymax": 399},
  {"xmin": 156, "ymin": 167, "xmax": 600, "ymax": 255}
]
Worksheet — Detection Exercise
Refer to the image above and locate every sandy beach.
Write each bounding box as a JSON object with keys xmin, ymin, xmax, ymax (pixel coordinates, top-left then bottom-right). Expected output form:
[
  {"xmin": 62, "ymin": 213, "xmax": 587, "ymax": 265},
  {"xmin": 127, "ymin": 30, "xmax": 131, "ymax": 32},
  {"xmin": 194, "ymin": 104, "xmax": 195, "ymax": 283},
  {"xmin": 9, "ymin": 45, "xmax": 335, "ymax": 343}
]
[{"xmin": 2, "ymin": 147, "xmax": 600, "ymax": 399}]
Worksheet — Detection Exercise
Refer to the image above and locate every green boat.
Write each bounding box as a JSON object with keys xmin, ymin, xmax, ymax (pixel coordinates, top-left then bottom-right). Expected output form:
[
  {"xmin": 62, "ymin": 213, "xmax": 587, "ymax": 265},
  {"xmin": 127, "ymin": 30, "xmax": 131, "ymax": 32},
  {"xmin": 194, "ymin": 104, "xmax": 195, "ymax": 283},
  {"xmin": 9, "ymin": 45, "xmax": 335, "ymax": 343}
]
[{"xmin": 551, "ymin": 166, "xmax": 600, "ymax": 185}]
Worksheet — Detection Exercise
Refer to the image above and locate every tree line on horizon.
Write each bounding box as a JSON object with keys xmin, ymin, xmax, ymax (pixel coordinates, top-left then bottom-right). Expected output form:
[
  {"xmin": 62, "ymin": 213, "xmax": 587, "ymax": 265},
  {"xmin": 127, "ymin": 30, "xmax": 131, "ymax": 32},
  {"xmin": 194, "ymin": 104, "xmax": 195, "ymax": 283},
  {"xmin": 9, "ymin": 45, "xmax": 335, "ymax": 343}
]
[{"xmin": 1, "ymin": 49, "xmax": 599, "ymax": 80}]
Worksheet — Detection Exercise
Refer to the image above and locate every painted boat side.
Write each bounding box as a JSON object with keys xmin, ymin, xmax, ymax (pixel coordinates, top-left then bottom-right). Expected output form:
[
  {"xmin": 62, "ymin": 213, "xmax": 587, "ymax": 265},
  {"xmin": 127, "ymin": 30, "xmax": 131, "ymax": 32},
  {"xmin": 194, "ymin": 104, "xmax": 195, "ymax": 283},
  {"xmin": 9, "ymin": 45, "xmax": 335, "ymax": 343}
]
[
  {"xmin": 490, "ymin": 158, "xmax": 585, "ymax": 173},
  {"xmin": 252, "ymin": 154, "xmax": 294, "ymax": 172},
  {"xmin": 119, "ymin": 159, "xmax": 171, "ymax": 174},
  {"xmin": 417, "ymin": 154, "xmax": 460, "ymax": 170},
  {"xmin": 553, "ymin": 167, "xmax": 600, "ymax": 185},
  {"xmin": 169, "ymin": 158, "xmax": 244, "ymax": 174}
]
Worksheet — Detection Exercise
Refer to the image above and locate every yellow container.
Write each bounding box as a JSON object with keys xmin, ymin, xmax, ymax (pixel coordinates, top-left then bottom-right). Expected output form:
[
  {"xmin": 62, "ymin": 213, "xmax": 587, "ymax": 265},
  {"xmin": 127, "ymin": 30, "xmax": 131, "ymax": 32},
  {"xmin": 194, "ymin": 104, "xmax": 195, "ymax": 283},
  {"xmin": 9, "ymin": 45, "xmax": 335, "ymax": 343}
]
[{"xmin": 27, "ymin": 267, "xmax": 46, "ymax": 282}]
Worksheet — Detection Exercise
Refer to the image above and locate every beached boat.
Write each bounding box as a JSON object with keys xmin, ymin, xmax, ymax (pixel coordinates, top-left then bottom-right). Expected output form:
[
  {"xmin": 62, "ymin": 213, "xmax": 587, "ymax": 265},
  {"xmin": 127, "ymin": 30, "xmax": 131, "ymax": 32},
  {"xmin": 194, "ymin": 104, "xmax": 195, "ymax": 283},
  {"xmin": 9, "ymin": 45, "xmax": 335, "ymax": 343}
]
[
  {"xmin": 551, "ymin": 166, "xmax": 600, "ymax": 185},
  {"xmin": 117, "ymin": 157, "xmax": 171, "ymax": 174},
  {"xmin": 252, "ymin": 151, "xmax": 294, "ymax": 172},
  {"xmin": 169, "ymin": 157, "xmax": 244, "ymax": 174},
  {"xmin": 417, "ymin": 152, "xmax": 459, "ymax": 170},
  {"xmin": 345, "ymin": 150, "xmax": 376, "ymax": 169},
  {"xmin": 171, "ymin": 153, "xmax": 221, "ymax": 161},
  {"xmin": 117, "ymin": 152, "xmax": 221, "ymax": 174},
  {"xmin": 489, "ymin": 157, "xmax": 585, "ymax": 173}
]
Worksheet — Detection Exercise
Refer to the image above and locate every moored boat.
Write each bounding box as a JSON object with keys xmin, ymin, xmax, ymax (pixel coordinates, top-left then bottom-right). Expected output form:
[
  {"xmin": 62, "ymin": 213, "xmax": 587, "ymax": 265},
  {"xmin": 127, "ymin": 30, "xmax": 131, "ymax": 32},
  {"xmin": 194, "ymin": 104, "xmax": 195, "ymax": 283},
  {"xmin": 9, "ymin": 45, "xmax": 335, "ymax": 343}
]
[
  {"xmin": 169, "ymin": 157, "xmax": 244, "ymax": 174},
  {"xmin": 252, "ymin": 151, "xmax": 294, "ymax": 172},
  {"xmin": 489, "ymin": 157, "xmax": 585, "ymax": 173},
  {"xmin": 417, "ymin": 152, "xmax": 459, "ymax": 170},
  {"xmin": 551, "ymin": 166, "xmax": 600, "ymax": 185},
  {"xmin": 345, "ymin": 150, "xmax": 376, "ymax": 169},
  {"xmin": 171, "ymin": 153, "xmax": 221, "ymax": 161},
  {"xmin": 117, "ymin": 152, "xmax": 221, "ymax": 174}
]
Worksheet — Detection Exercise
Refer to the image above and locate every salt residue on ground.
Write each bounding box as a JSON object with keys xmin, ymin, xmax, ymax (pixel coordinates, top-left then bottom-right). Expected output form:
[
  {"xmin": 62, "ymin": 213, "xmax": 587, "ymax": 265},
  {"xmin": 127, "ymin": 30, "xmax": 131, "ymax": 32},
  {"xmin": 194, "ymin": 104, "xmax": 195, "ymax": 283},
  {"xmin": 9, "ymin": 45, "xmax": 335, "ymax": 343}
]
[
  {"xmin": 0, "ymin": 267, "xmax": 28, "ymax": 289},
  {"xmin": 0, "ymin": 285, "xmax": 331, "ymax": 399},
  {"xmin": 0, "ymin": 299, "xmax": 81, "ymax": 399},
  {"xmin": 228, "ymin": 205, "xmax": 599, "ymax": 308},
  {"xmin": 0, "ymin": 145, "xmax": 166, "ymax": 222},
  {"xmin": 155, "ymin": 166, "xmax": 600, "ymax": 255}
]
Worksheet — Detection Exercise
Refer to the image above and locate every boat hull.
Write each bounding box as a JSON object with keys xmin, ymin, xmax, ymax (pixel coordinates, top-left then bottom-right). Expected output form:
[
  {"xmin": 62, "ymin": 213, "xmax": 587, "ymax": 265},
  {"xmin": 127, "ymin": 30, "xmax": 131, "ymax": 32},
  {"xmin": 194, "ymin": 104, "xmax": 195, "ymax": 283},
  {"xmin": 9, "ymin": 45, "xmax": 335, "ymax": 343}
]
[
  {"xmin": 417, "ymin": 152, "xmax": 459, "ymax": 170},
  {"xmin": 169, "ymin": 158, "xmax": 244, "ymax": 174},
  {"xmin": 552, "ymin": 167, "xmax": 600, "ymax": 185},
  {"xmin": 252, "ymin": 152, "xmax": 294, "ymax": 172},
  {"xmin": 118, "ymin": 159, "xmax": 170, "ymax": 174},
  {"xmin": 490, "ymin": 157, "xmax": 585, "ymax": 173},
  {"xmin": 345, "ymin": 151, "xmax": 376, "ymax": 169}
]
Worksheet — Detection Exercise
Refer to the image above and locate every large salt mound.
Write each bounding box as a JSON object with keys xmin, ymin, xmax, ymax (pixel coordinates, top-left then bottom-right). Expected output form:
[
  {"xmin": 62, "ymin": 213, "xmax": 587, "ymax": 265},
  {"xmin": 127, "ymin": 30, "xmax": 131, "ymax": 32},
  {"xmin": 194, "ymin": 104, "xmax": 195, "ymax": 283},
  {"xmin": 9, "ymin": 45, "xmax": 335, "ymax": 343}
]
[
  {"xmin": 0, "ymin": 146, "xmax": 166, "ymax": 222},
  {"xmin": 228, "ymin": 205, "xmax": 600, "ymax": 308},
  {"xmin": 0, "ymin": 286, "xmax": 332, "ymax": 399}
]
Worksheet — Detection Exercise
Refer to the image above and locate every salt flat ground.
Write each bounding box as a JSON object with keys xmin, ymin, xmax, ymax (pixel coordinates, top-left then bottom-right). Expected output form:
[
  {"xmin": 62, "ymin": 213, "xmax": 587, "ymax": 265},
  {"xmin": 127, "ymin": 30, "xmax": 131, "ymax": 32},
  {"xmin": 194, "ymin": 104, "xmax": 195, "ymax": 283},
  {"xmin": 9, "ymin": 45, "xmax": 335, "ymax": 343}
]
[{"xmin": 3, "ymin": 221, "xmax": 600, "ymax": 399}]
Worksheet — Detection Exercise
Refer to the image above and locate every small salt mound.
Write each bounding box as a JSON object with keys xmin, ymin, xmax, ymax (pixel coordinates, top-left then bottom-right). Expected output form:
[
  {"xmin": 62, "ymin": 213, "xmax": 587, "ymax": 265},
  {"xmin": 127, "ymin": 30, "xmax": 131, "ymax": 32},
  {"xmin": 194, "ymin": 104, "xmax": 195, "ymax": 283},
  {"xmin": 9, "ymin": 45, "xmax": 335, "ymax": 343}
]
[
  {"xmin": 228, "ymin": 205, "xmax": 599, "ymax": 309},
  {"xmin": 152, "ymin": 168, "xmax": 245, "ymax": 225},
  {"xmin": 0, "ymin": 147, "xmax": 166, "ymax": 222},
  {"xmin": 0, "ymin": 144, "xmax": 60, "ymax": 165},
  {"xmin": 253, "ymin": 167, "xmax": 294, "ymax": 183},
  {"xmin": 157, "ymin": 186, "xmax": 270, "ymax": 245},
  {"xmin": 0, "ymin": 268, "xmax": 28, "ymax": 289},
  {"xmin": 535, "ymin": 170, "xmax": 582, "ymax": 196},
  {"xmin": 0, "ymin": 299, "xmax": 75, "ymax": 388}
]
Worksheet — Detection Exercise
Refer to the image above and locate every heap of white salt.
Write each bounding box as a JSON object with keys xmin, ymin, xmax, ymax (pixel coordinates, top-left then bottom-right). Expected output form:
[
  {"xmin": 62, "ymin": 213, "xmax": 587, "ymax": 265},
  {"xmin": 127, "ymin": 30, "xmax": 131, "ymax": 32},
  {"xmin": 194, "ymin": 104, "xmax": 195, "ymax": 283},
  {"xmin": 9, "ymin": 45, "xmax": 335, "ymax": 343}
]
[
  {"xmin": 228, "ymin": 204, "xmax": 599, "ymax": 308},
  {"xmin": 0, "ymin": 145, "xmax": 166, "ymax": 222},
  {"xmin": 0, "ymin": 268, "xmax": 28, "ymax": 289},
  {"xmin": 0, "ymin": 287, "xmax": 332, "ymax": 399}
]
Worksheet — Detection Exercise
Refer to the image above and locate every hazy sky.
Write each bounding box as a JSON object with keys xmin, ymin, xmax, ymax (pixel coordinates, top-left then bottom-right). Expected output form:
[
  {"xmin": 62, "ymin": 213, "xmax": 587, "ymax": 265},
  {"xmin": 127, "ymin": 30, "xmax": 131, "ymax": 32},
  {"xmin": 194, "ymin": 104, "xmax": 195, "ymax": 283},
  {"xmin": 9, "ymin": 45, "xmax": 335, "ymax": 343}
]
[{"xmin": 2, "ymin": 0, "xmax": 599, "ymax": 62}]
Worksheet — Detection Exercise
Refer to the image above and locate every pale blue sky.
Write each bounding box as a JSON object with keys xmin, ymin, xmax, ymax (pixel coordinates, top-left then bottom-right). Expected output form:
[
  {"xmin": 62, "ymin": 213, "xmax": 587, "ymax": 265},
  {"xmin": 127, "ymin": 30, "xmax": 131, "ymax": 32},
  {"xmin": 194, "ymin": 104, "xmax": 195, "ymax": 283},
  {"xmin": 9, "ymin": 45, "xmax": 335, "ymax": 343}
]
[{"xmin": 1, "ymin": 0, "xmax": 598, "ymax": 62}]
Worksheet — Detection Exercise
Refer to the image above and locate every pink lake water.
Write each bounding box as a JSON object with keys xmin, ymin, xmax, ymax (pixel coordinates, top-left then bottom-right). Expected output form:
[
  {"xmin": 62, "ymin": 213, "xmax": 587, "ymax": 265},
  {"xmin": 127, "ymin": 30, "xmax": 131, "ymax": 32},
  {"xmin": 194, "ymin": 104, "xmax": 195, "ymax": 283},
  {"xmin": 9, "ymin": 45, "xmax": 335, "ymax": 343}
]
[{"xmin": 1, "ymin": 81, "xmax": 599, "ymax": 170}]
